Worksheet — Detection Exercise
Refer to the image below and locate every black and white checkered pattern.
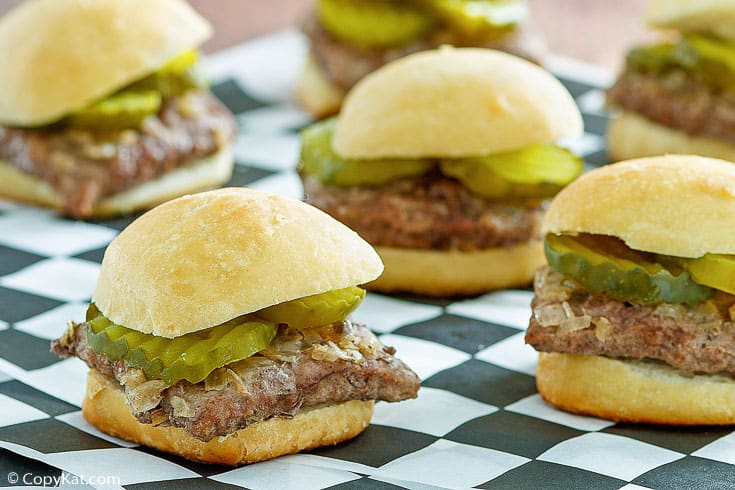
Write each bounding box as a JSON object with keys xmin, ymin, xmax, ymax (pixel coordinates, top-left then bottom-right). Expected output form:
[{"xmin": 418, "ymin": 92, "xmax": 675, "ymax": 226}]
[{"xmin": 2, "ymin": 30, "xmax": 734, "ymax": 489}]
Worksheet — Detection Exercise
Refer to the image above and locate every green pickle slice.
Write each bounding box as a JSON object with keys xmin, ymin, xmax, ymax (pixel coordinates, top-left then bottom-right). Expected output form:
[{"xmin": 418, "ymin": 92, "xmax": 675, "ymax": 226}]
[
  {"xmin": 299, "ymin": 118, "xmax": 434, "ymax": 186},
  {"xmin": 65, "ymin": 91, "xmax": 162, "ymax": 130},
  {"xmin": 317, "ymin": 0, "xmax": 435, "ymax": 48},
  {"xmin": 668, "ymin": 254, "xmax": 735, "ymax": 296},
  {"xmin": 256, "ymin": 287, "xmax": 365, "ymax": 329},
  {"xmin": 427, "ymin": 0, "xmax": 527, "ymax": 35},
  {"xmin": 127, "ymin": 49, "xmax": 207, "ymax": 97},
  {"xmin": 440, "ymin": 144, "xmax": 583, "ymax": 200},
  {"xmin": 545, "ymin": 233, "xmax": 713, "ymax": 305},
  {"xmin": 86, "ymin": 304, "xmax": 277, "ymax": 385}
]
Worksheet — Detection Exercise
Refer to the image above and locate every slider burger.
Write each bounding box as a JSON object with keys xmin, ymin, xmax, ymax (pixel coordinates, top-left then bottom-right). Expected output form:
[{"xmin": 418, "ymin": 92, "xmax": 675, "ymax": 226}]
[
  {"xmin": 52, "ymin": 188, "xmax": 419, "ymax": 465},
  {"xmin": 608, "ymin": 0, "xmax": 735, "ymax": 162},
  {"xmin": 299, "ymin": 48, "xmax": 584, "ymax": 296},
  {"xmin": 298, "ymin": 0, "xmax": 545, "ymax": 117},
  {"xmin": 0, "ymin": 0, "xmax": 236, "ymax": 218},
  {"xmin": 526, "ymin": 155, "xmax": 735, "ymax": 424}
]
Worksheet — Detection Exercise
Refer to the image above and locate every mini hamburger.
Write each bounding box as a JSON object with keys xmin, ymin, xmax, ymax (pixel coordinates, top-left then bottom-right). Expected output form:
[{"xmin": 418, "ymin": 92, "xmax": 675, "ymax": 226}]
[
  {"xmin": 299, "ymin": 48, "xmax": 584, "ymax": 296},
  {"xmin": 0, "ymin": 0, "xmax": 236, "ymax": 218},
  {"xmin": 607, "ymin": 0, "xmax": 735, "ymax": 162},
  {"xmin": 52, "ymin": 188, "xmax": 419, "ymax": 465},
  {"xmin": 526, "ymin": 155, "xmax": 735, "ymax": 424},
  {"xmin": 298, "ymin": 0, "xmax": 545, "ymax": 117}
]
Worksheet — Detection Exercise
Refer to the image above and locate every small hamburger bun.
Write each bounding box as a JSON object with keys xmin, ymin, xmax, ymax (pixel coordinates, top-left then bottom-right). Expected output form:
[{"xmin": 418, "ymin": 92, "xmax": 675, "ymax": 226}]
[
  {"xmin": 0, "ymin": 0, "xmax": 211, "ymax": 127},
  {"xmin": 533, "ymin": 155, "xmax": 735, "ymax": 424},
  {"xmin": 606, "ymin": 111, "xmax": 735, "ymax": 167},
  {"xmin": 645, "ymin": 0, "xmax": 735, "ymax": 39},
  {"xmin": 84, "ymin": 368, "xmax": 374, "ymax": 465},
  {"xmin": 537, "ymin": 353, "xmax": 735, "ymax": 425},
  {"xmin": 334, "ymin": 47, "xmax": 582, "ymax": 159},
  {"xmin": 94, "ymin": 187, "xmax": 384, "ymax": 337},
  {"xmin": 296, "ymin": 53, "xmax": 346, "ymax": 119}
]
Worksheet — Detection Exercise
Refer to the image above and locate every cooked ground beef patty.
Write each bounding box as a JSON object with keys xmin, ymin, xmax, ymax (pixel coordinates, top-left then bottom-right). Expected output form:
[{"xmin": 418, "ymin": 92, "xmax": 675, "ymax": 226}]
[
  {"xmin": 52, "ymin": 320, "xmax": 420, "ymax": 442},
  {"xmin": 302, "ymin": 172, "xmax": 545, "ymax": 252},
  {"xmin": 526, "ymin": 266, "xmax": 735, "ymax": 375},
  {"xmin": 0, "ymin": 90, "xmax": 236, "ymax": 218},
  {"xmin": 608, "ymin": 69, "xmax": 735, "ymax": 142},
  {"xmin": 303, "ymin": 13, "xmax": 541, "ymax": 92}
]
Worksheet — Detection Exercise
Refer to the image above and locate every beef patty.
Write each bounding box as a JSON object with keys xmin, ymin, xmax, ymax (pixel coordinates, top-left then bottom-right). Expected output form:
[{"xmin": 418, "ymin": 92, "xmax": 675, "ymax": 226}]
[
  {"xmin": 608, "ymin": 69, "xmax": 735, "ymax": 143},
  {"xmin": 526, "ymin": 266, "xmax": 735, "ymax": 375},
  {"xmin": 52, "ymin": 320, "xmax": 420, "ymax": 442},
  {"xmin": 303, "ymin": 13, "xmax": 542, "ymax": 92},
  {"xmin": 302, "ymin": 172, "xmax": 545, "ymax": 252},
  {"xmin": 0, "ymin": 90, "xmax": 236, "ymax": 218}
]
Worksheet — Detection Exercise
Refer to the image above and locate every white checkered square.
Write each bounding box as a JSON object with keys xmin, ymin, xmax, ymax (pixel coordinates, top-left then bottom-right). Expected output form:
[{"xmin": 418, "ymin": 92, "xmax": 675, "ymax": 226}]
[
  {"xmin": 211, "ymin": 459, "xmax": 360, "ymax": 489},
  {"xmin": 559, "ymin": 132, "xmax": 605, "ymax": 157},
  {"xmin": 0, "ymin": 258, "xmax": 99, "ymax": 302},
  {"xmin": 475, "ymin": 332, "xmax": 538, "ymax": 375},
  {"xmin": 0, "ymin": 208, "xmax": 116, "ymax": 257},
  {"xmin": 0, "ymin": 320, "xmax": 7, "ymax": 331},
  {"xmin": 248, "ymin": 170, "xmax": 304, "ymax": 200},
  {"xmin": 378, "ymin": 334, "xmax": 471, "ymax": 380},
  {"xmin": 372, "ymin": 387, "xmax": 497, "ymax": 437},
  {"xmin": 372, "ymin": 439, "xmax": 529, "ymax": 488},
  {"xmin": 17, "ymin": 358, "xmax": 88, "ymax": 407},
  {"xmin": 506, "ymin": 394, "xmax": 615, "ymax": 431},
  {"xmin": 14, "ymin": 302, "xmax": 87, "ymax": 340},
  {"xmin": 353, "ymin": 294, "xmax": 443, "ymax": 334},
  {"xmin": 538, "ymin": 433, "xmax": 684, "ymax": 481},
  {"xmin": 0, "ymin": 393, "xmax": 49, "ymax": 427},
  {"xmin": 237, "ymin": 103, "xmax": 311, "ymax": 134},
  {"xmin": 447, "ymin": 290, "xmax": 533, "ymax": 330},
  {"xmin": 693, "ymin": 432, "xmax": 735, "ymax": 465},
  {"xmin": 233, "ymin": 132, "xmax": 300, "ymax": 171},
  {"xmin": 45, "ymin": 448, "xmax": 198, "ymax": 485}
]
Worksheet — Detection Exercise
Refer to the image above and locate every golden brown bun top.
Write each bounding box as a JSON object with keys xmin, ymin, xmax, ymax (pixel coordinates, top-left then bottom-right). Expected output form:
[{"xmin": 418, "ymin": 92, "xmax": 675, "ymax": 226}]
[
  {"xmin": 333, "ymin": 47, "xmax": 582, "ymax": 159},
  {"xmin": 543, "ymin": 155, "xmax": 735, "ymax": 258},
  {"xmin": 645, "ymin": 0, "xmax": 735, "ymax": 38},
  {"xmin": 93, "ymin": 188, "xmax": 384, "ymax": 338},
  {"xmin": 0, "ymin": 0, "xmax": 211, "ymax": 126}
]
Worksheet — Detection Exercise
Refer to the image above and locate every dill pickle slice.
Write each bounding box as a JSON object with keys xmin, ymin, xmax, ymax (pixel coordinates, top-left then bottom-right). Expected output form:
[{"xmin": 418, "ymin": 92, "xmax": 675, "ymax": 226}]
[
  {"xmin": 299, "ymin": 118, "xmax": 434, "ymax": 186},
  {"xmin": 256, "ymin": 287, "xmax": 365, "ymax": 329},
  {"xmin": 428, "ymin": 0, "xmax": 527, "ymax": 35},
  {"xmin": 65, "ymin": 91, "xmax": 162, "ymax": 129},
  {"xmin": 127, "ymin": 49, "xmax": 206, "ymax": 97},
  {"xmin": 626, "ymin": 43, "xmax": 678, "ymax": 73},
  {"xmin": 85, "ymin": 304, "xmax": 277, "ymax": 385},
  {"xmin": 440, "ymin": 144, "xmax": 583, "ymax": 200},
  {"xmin": 545, "ymin": 234, "xmax": 712, "ymax": 305},
  {"xmin": 317, "ymin": 0, "xmax": 435, "ymax": 49},
  {"xmin": 667, "ymin": 254, "xmax": 735, "ymax": 296}
]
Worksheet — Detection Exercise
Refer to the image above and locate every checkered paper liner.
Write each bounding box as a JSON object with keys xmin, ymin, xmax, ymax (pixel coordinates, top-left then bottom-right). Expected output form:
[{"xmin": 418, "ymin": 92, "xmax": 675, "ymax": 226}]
[{"xmin": 1, "ymin": 29, "xmax": 734, "ymax": 490}]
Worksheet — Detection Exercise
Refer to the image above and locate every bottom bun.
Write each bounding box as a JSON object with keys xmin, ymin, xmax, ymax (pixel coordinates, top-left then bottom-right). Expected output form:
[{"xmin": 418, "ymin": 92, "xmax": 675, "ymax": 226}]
[
  {"xmin": 296, "ymin": 53, "xmax": 345, "ymax": 118},
  {"xmin": 83, "ymin": 369, "xmax": 374, "ymax": 465},
  {"xmin": 0, "ymin": 146, "xmax": 234, "ymax": 218},
  {"xmin": 537, "ymin": 352, "xmax": 735, "ymax": 425},
  {"xmin": 607, "ymin": 111, "xmax": 735, "ymax": 163},
  {"xmin": 368, "ymin": 240, "xmax": 544, "ymax": 296}
]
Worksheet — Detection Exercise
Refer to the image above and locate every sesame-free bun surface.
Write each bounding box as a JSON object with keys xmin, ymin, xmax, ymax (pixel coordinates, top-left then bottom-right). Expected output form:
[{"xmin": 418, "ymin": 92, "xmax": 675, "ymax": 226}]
[
  {"xmin": 0, "ymin": 0, "xmax": 211, "ymax": 126},
  {"xmin": 369, "ymin": 241, "xmax": 544, "ymax": 296},
  {"xmin": 94, "ymin": 187, "xmax": 384, "ymax": 337},
  {"xmin": 607, "ymin": 111, "xmax": 735, "ymax": 163},
  {"xmin": 83, "ymin": 369, "xmax": 373, "ymax": 465},
  {"xmin": 537, "ymin": 353, "xmax": 735, "ymax": 425},
  {"xmin": 0, "ymin": 146, "xmax": 233, "ymax": 218},
  {"xmin": 543, "ymin": 154, "xmax": 735, "ymax": 258},
  {"xmin": 645, "ymin": 0, "xmax": 735, "ymax": 39},
  {"xmin": 296, "ymin": 53, "xmax": 345, "ymax": 118},
  {"xmin": 333, "ymin": 47, "xmax": 582, "ymax": 159}
]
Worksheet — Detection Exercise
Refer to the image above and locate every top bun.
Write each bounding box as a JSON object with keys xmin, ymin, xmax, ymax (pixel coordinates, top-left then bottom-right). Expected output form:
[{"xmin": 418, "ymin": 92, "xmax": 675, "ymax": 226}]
[
  {"xmin": 93, "ymin": 188, "xmax": 383, "ymax": 338},
  {"xmin": 645, "ymin": 0, "xmax": 735, "ymax": 39},
  {"xmin": 333, "ymin": 47, "xmax": 582, "ymax": 159},
  {"xmin": 0, "ymin": 0, "xmax": 212, "ymax": 126},
  {"xmin": 543, "ymin": 155, "xmax": 735, "ymax": 258}
]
